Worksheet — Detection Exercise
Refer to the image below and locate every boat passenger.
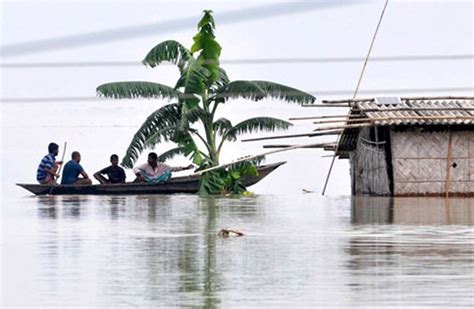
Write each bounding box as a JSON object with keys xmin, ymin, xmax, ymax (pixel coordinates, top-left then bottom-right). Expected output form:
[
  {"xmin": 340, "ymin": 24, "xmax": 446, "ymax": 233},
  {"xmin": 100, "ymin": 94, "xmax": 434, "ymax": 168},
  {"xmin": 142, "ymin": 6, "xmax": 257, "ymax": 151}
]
[
  {"xmin": 36, "ymin": 142, "xmax": 63, "ymax": 185},
  {"xmin": 94, "ymin": 154, "xmax": 126, "ymax": 184},
  {"xmin": 133, "ymin": 152, "xmax": 194, "ymax": 183},
  {"xmin": 61, "ymin": 151, "xmax": 92, "ymax": 185}
]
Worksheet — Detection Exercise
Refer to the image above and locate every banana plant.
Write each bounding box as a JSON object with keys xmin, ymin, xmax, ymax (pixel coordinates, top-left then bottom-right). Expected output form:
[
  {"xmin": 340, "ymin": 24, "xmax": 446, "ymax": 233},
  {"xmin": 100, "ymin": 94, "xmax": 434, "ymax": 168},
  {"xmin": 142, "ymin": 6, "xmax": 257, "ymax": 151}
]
[{"xmin": 97, "ymin": 10, "xmax": 315, "ymax": 179}]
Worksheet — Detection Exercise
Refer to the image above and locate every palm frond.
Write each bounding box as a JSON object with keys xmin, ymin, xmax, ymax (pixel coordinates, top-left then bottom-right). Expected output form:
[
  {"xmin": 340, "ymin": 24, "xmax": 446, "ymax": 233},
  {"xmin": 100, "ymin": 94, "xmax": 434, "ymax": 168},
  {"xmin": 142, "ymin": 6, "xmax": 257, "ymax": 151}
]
[
  {"xmin": 142, "ymin": 40, "xmax": 193, "ymax": 72},
  {"xmin": 215, "ymin": 80, "xmax": 266, "ymax": 102},
  {"xmin": 250, "ymin": 81, "xmax": 316, "ymax": 104},
  {"xmin": 121, "ymin": 103, "xmax": 181, "ymax": 168},
  {"xmin": 224, "ymin": 117, "xmax": 292, "ymax": 140},
  {"xmin": 157, "ymin": 147, "xmax": 186, "ymax": 162},
  {"xmin": 213, "ymin": 117, "xmax": 233, "ymax": 137},
  {"xmin": 97, "ymin": 81, "xmax": 179, "ymax": 100},
  {"xmin": 215, "ymin": 80, "xmax": 316, "ymax": 104},
  {"xmin": 211, "ymin": 67, "xmax": 230, "ymax": 92}
]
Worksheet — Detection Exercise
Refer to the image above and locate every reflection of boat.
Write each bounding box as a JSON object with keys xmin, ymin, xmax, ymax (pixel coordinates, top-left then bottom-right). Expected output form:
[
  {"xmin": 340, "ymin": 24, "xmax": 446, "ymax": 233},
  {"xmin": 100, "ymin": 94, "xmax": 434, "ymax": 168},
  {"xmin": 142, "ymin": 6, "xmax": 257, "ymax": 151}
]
[{"xmin": 17, "ymin": 162, "xmax": 286, "ymax": 196}]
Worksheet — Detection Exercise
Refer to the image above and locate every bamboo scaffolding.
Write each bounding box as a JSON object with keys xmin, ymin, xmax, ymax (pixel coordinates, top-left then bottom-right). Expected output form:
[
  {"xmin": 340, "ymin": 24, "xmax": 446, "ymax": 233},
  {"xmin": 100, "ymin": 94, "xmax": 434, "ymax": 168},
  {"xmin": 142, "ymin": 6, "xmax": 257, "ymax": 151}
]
[{"xmin": 241, "ymin": 129, "xmax": 342, "ymax": 142}]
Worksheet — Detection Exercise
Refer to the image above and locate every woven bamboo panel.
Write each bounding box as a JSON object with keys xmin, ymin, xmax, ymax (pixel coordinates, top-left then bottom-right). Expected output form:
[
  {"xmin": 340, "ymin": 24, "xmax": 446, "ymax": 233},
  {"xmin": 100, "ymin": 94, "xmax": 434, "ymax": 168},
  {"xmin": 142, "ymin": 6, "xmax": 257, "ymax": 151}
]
[
  {"xmin": 391, "ymin": 129, "xmax": 473, "ymax": 195},
  {"xmin": 418, "ymin": 182, "xmax": 444, "ymax": 194},
  {"xmin": 470, "ymin": 159, "xmax": 474, "ymax": 180},
  {"xmin": 452, "ymin": 131, "xmax": 470, "ymax": 157},
  {"xmin": 418, "ymin": 159, "xmax": 445, "ymax": 180},
  {"xmin": 450, "ymin": 181, "xmax": 467, "ymax": 193},
  {"xmin": 393, "ymin": 159, "xmax": 419, "ymax": 181},
  {"xmin": 394, "ymin": 182, "xmax": 418, "ymax": 195},
  {"xmin": 391, "ymin": 132, "xmax": 419, "ymax": 158},
  {"xmin": 450, "ymin": 158, "xmax": 469, "ymax": 181},
  {"xmin": 418, "ymin": 132, "xmax": 448, "ymax": 158}
]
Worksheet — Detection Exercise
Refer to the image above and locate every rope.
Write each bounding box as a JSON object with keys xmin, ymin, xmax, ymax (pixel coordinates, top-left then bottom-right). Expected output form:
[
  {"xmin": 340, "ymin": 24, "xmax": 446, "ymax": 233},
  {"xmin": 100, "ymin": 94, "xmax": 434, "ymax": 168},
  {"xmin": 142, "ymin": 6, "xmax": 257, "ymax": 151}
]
[{"xmin": 322, "ymin": 0, "xmax": 390, "ymax": 195}]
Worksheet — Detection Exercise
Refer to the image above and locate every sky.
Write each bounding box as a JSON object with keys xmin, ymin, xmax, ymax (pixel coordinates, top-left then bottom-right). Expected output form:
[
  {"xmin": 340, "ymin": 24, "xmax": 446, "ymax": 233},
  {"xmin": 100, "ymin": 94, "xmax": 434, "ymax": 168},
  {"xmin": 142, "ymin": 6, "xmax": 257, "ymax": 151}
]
[{"xmin": 0, "ymin": 0, "xmax": 473, "ymax": 195}]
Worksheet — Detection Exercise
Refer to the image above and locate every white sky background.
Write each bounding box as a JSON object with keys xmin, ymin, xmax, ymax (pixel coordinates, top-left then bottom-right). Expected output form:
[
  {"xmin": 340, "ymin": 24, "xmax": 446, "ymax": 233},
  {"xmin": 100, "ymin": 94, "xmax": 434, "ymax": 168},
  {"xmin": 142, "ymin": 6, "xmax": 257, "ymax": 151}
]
[{"xmin": 0, "ymin": 0, "xmax": 473, "ymax": 195}]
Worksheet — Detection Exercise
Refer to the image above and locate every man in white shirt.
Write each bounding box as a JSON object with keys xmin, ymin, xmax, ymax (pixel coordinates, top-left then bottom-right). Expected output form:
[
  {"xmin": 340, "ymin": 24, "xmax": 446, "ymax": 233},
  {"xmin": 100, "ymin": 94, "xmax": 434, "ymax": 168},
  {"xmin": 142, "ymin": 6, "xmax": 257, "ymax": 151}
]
[{"xmin": 133, "ymin": 152, "xmax": 194, "ymax": 183}]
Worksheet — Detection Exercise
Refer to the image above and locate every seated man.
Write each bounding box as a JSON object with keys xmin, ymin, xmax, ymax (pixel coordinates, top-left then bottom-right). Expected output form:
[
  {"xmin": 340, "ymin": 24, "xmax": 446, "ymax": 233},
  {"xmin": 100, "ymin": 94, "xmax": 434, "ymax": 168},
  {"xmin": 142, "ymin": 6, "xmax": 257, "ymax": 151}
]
[
  {"xmin": 133, "ymin": 152, "xmax": 194, "ymax": 183},
  {"xmin": 94, "ymin": 154, "xmax": 126, "ymax": 184},
  {"xmin": 36, "ymin": 142, "xmax": 63, "ymax": 184},
  {"xmin": 61, "ymin": 151, "xmax": 92, "ymax": 185}
]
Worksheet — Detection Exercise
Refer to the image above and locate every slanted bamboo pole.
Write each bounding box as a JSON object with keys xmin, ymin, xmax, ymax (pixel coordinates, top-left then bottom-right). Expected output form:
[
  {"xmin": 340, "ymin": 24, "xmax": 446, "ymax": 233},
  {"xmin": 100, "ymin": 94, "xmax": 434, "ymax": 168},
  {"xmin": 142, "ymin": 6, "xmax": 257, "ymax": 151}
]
[
  {"xmin": 241, "ymin": 129, "xmax": 343, "ymax": 142},
  {"xmin": 194, "ymin": 142, "xmax": 337, "ymax": 175}
]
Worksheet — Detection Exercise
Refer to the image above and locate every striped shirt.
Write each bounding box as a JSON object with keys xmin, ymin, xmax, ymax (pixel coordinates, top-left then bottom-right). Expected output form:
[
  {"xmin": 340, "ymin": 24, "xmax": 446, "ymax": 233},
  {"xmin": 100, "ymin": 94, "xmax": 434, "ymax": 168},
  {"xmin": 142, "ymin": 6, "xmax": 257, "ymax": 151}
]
[{"xmin": 36, "ymin": 153, "xmax": 56, "ymax": 181}]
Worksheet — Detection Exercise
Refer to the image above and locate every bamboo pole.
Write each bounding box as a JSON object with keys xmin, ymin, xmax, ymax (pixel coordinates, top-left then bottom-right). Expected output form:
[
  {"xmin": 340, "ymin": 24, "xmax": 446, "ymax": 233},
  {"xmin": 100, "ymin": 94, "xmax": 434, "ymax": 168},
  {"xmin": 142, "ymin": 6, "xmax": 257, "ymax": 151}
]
[
  {"xmin": 241, "ymin": 129, "xmax": 343, "ymax": 142},
  {"xmin": 263, "ymin": 142, "xmax": 336, "ymax": 149},
  {"xmin": 313, "ymin": 123, "xmax": 373, "ymax": 132},
  {"xmin": 445, "ymin": 132, "xmax": 452, "ymax": 199},
  {"xmin": 313, "ymin": 115, "xmax": 474, "ymax": 125},
  {"xmin": 193, "ymin": 142, "xmax": 332, "ymax": 175},
  {"xmin": 289, "ymin": 114, "xmax": 361, "ymax": 121},
  {"xmin": 304, "ymin": 104, "xmax": 350, "ymax": 107},
  {"xmin": 322, "ymin": 96, "xmax": 473, "ymax": 104},
  {"xmin": 49, "ymin": 142, "xmax": 67, "ymax": 194},
  {"xmin": 302, "ymin": 106, "xmax": 474, "ymax": 112},
  {"xmin": 322, "ymin": 0, "xmax": 390, "ymax": 196}
]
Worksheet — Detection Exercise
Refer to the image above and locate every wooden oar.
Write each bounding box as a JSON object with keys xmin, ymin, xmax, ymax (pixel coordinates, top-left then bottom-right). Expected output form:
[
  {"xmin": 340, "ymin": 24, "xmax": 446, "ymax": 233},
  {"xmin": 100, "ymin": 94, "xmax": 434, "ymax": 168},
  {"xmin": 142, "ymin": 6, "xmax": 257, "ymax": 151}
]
[
  {"xmin": 49, "ymin": 142, "xmax": 67, "ymax": 195},
  {"xmin": 193, "ymin": 142, "xmax": 325, "ymax": 175}
]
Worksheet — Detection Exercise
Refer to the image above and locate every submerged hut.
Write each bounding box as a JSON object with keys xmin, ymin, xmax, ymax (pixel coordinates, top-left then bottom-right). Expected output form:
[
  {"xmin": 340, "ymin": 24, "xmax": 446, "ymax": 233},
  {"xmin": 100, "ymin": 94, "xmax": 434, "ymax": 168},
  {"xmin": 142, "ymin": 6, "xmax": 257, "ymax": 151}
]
[{"xmin": 330, "ymin": 96, "xmax": 473, "ymax": 196}]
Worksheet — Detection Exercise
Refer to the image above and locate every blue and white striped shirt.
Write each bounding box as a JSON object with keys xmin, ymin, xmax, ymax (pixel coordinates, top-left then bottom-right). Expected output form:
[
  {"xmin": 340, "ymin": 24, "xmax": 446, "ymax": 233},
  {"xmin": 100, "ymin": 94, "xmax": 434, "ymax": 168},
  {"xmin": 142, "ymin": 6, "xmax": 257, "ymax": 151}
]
[{"xmin": 36, "ymin": 153, "xmax": 56, "ymax": 181}]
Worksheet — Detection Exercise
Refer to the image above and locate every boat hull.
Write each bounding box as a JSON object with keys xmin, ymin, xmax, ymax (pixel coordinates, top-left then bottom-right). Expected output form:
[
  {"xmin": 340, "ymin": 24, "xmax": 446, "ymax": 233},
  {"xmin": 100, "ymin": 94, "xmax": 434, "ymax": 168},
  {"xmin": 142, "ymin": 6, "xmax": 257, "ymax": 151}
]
[{"xmin": 17, "ymin": 162, "xmax": 285, "ymax": 195}]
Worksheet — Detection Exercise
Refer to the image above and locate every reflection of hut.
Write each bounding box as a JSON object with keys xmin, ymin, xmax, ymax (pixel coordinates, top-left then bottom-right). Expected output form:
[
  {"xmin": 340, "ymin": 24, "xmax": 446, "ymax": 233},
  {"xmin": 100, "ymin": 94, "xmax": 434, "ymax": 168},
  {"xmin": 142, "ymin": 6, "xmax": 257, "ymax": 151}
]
[
  {"xmin": 351, "ymin": 197, "xmax": 474, "ymax": 225},
  {"xmin": 330, "ymin": 97, "xmax": 473, "ymax": 197}
]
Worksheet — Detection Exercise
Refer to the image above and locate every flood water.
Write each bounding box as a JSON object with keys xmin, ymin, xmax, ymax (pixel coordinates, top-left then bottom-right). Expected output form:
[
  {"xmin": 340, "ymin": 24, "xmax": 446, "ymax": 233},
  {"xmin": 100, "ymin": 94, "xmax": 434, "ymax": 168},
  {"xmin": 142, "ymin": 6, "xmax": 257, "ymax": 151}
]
[
  {"xmin": 1, "ymin": 102, "xmax": 474, "ymax": 307},
  {"xmin": 2, "ymin": 194, "xmax": 473, "ymax": 307}
]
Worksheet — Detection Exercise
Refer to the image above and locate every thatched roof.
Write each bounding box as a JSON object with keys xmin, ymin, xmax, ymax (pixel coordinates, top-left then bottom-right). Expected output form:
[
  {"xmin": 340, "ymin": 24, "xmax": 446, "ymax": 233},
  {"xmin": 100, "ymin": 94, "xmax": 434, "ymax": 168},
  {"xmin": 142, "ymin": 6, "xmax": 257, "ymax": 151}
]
[{"xmin": 335, "ymin": 96, "xmax": 473, "ymax": 154}]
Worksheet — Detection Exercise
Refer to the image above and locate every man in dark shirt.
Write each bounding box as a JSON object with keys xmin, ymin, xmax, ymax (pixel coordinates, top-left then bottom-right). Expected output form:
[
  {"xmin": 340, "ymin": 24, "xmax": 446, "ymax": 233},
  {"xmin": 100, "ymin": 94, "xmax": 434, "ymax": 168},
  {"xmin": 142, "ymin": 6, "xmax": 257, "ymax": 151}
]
[
  {"xmin": 94, "ymin": 154, "xmax": 126, "ymax": 184},
  {"xmin": 61, "ymin": 151, "xmax": 92, "ymax": 185}
]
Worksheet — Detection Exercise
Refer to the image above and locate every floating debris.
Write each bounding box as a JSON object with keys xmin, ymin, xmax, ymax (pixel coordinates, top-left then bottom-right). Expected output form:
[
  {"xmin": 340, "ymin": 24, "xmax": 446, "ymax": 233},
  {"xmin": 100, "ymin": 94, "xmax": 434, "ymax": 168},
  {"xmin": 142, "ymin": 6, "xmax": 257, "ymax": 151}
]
[{"xmin": 218, "ymin": 228, "xmax": 244, "ymax": 237}]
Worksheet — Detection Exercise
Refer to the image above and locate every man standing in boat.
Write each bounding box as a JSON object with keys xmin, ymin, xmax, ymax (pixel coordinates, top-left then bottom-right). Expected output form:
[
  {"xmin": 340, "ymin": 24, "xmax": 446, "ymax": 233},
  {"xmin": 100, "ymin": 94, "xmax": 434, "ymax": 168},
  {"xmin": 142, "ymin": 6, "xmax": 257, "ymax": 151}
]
[
  {"xmin": 36, "ymin": 142, "xmax": 63, "ymax": 184},
  {"xmin": 94, "ymin": 154, "xmax": 126, "ymax": 184},
  {"xmin": 61, "ymin": 151, "xmax": 92, "ymax": 185},
  {"xmin": 133, "ymin": 152, "xmax": 194, "ymax": 183}
]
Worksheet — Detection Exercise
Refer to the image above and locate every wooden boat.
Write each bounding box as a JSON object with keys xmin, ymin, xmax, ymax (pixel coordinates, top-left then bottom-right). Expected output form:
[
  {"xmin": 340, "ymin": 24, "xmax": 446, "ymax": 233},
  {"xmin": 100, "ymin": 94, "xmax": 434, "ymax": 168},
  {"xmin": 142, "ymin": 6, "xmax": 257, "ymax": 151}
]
[{"xmin": 17, "ymin": 161, "xmax": 286, "ymax": 195}]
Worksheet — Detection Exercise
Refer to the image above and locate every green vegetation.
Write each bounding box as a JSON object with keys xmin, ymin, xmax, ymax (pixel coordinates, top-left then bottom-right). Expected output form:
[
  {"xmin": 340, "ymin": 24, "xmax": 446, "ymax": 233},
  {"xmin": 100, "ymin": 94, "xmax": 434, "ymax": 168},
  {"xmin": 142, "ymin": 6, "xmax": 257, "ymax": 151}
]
[{"xmin": 97, "ymin": 10, "xmax": 315, "ymax": 193}]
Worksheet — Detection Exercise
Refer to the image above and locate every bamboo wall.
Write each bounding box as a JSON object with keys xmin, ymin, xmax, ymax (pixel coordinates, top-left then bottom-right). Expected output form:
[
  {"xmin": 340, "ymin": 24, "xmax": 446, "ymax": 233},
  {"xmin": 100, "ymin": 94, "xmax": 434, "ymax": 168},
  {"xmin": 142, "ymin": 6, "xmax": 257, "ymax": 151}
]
[
  {"xmin": 390, "ymin": 129, "xmax": 473, "ymax": 196},
  {"xmin": 349, "ymin": 128, "xmax": 391, "ymax": 196}
]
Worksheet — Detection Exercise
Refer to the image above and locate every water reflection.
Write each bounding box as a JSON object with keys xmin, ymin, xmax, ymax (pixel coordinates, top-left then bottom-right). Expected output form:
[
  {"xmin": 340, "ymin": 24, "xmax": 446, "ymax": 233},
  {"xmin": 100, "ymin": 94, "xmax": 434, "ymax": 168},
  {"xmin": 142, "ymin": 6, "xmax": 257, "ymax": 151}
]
[
  {"xmin": 36, "ymin": 196, "xmax": 58, "ymax": 219},
  {"xmin": 14, "ymin": 194, "xmax": 472, "ymax": 307},
  {"xmin": 352, "ymin": 197, "xmax": 474, "ymax": 225}
]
